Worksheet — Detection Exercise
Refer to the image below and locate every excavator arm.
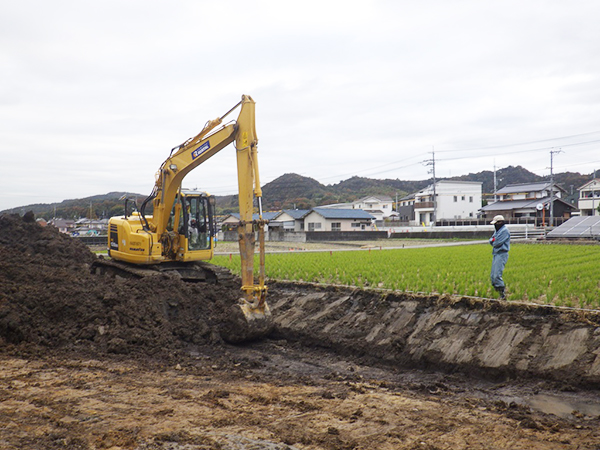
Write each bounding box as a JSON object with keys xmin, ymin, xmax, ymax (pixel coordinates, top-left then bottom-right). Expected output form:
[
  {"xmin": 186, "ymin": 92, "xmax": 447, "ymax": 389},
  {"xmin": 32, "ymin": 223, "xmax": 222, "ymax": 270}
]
[{"xmin": 143, "ymin": 95, "xmax": 268, "ymax": 312}]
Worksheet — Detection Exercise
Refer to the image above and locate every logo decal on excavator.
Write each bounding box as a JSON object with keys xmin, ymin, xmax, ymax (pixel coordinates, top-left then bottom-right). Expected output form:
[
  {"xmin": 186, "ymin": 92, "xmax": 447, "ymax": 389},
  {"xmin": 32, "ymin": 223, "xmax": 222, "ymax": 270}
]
[{"xmin": 192, "ymin": 141, "xmax": 210, "ymax": 160}]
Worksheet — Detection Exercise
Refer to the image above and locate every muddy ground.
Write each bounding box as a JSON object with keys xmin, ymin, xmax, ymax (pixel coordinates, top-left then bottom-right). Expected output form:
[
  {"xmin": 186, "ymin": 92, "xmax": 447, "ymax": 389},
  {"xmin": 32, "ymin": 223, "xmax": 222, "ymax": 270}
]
[{"xmin": 1, "ymin": 214, "xmax": 600, "ymax": 449}]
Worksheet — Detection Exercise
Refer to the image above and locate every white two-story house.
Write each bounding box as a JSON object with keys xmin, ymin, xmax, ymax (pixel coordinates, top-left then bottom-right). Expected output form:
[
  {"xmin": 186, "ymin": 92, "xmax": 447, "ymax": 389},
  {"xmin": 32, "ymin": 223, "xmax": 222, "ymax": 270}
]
[
  {"xmin": 413, "ymin": 180, "xmax": 482, "ymax": 225},
  {"xmin": 351, "ymin": 195, "xmax": 394, "ymax": 221},
  {"xmin": 578, "ymin": 179, "xmax": 600, "ymax": 216}
]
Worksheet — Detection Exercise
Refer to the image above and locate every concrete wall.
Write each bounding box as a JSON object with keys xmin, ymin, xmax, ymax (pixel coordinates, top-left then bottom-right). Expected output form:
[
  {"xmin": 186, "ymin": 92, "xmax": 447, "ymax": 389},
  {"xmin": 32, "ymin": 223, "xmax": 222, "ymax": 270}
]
[
  {"xmin": 390, "ymin": 230, "xmax": 491, "ymax": 239},
  {"xmin": 305, "ymin": 231, "xmax": 388, "ymax": 242},
  {"xmin": 267, "ymin": 231, "xmax": 307, "ymax": 243},
  {"xmin": 219, "ymin": 230, "xmax": 388, "ymax": 242}
]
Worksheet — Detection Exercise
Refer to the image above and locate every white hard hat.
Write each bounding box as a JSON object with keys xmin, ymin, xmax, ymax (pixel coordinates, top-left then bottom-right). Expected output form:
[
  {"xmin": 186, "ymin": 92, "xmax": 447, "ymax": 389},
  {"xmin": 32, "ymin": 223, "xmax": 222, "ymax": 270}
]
[{"xmin": 490, "ymin": 215, "xmax": 505, "ymax": 224}]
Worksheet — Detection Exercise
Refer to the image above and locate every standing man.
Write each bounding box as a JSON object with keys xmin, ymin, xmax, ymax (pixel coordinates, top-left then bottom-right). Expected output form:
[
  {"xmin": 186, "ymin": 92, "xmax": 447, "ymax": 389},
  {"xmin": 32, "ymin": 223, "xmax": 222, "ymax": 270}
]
[{"xmin": 489, "ymin": 215, "xmax": 510, "ymax": 299}]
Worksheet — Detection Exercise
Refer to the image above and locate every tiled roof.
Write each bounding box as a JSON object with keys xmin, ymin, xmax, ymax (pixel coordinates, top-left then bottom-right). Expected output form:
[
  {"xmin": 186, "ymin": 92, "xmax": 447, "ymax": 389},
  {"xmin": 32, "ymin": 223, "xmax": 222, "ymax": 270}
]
[
  {"xmin": 310, "ymin": 208, "xmax": 374, "ymax": 219},
  {"xmin": 481, "ymin": 196, "xmax": 576, "ymax": 212},
  {"xmin": 281, "ymin": 209, "xmax": 310, "ymax": 219},
  {"xmin": 496, "ymin": 182, "xmax": 565, "ymax": 194},
  {"xmin": 227, "ymin": 211, "xmax": 280, "ymax": 221}
]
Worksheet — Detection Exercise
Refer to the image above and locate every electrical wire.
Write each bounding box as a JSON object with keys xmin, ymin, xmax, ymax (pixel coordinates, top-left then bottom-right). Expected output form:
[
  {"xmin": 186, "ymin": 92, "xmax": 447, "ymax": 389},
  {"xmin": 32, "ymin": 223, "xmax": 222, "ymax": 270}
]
[{"xmin": 188, "ymin": 131, "xmax": 600, "ymax": 195}]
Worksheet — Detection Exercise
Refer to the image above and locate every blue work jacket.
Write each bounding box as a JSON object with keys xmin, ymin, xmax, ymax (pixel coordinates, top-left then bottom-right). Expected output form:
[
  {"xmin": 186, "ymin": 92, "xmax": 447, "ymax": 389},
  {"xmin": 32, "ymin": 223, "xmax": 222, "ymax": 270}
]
[{"xmin": 489, "ymin": 225, "xmax": 510, "ymax": 254}]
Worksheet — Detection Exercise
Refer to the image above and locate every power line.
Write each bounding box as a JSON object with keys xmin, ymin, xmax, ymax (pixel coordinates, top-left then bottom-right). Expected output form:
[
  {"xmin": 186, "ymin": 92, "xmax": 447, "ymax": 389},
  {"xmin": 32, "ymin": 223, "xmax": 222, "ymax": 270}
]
[
  {"xmin": 433, "ymin": 130, "xmax": 600, "ymax": 153},
  {"xmin": 194, "ymin": 132, "xmax": 600, "ymax": 195},
  {"xmin": 549, "ymin": 148, "xmax": 563, "ymax": 226},
  {"xmin": 436, "ymin": 138, "xmax": 600, "ymax": 163}
]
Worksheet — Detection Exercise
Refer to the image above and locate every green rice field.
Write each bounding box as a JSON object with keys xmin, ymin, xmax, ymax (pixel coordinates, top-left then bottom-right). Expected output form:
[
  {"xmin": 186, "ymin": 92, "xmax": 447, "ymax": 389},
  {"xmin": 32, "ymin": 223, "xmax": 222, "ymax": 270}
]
[{"xmin": 213, "ymin": 243, "xmax": 600, "ymax": 309}]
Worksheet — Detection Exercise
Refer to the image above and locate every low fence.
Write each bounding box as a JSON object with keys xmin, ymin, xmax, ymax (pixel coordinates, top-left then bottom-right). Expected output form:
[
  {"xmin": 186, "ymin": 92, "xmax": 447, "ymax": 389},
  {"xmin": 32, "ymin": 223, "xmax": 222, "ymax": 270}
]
[
  {"xmin": 390, "ymin": 230, "xmax": 491, "ymax": 239},
  {"xmin": 219, "ymin": 230, "xmax": 388, "ymax": 242},
  {"xmin": 305, "ymin": 231, "xmax": 388, "ymax": 242},
  {"xmin": 385, "ymin": 217, "xmax": 570, "ymax": 227},
  {"xmin": 390, "ymin": 228, "xmax": 547, "ymax": 240},
  {"xmin": 74, "ymin": 235, "xmax": 107, "ymax": 246}
]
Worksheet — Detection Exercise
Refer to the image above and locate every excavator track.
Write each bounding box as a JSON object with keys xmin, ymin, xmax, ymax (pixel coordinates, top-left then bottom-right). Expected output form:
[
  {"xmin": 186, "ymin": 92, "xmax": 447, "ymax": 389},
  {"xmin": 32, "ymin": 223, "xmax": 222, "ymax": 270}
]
[{"xmin": 91, "ymin": 257, "xmax": 236, "ymax": 287}]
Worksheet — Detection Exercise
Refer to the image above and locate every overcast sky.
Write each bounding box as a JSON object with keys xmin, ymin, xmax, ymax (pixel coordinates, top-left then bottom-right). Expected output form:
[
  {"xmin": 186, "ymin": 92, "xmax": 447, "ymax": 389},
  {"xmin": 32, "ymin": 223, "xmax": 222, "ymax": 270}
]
[{"xmin": 2, "ymin": 0, "xmax": 600, "ymax": 211}]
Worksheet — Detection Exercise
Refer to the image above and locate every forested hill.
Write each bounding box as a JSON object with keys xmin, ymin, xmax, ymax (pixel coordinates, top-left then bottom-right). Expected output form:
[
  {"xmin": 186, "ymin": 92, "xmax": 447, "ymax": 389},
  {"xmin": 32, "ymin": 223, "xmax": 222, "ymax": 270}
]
[
  {"xmin": 1, "ymin": 192, "xmax": 142, "ymax": 221},
  {"xmin": 221, "ymin": 166, "xmax": 593, "ymax": 211},
  {"xmin": 2, "ymin": 166, "xmax": 595, "ymax": 218}
]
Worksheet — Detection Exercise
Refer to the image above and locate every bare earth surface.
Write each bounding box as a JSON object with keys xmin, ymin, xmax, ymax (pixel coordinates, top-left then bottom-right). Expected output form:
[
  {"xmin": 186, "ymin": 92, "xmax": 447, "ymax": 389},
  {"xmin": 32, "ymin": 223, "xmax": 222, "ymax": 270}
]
[{"xmin": 1, "ymin": 214, "xmax": 599, "ymax": 449}]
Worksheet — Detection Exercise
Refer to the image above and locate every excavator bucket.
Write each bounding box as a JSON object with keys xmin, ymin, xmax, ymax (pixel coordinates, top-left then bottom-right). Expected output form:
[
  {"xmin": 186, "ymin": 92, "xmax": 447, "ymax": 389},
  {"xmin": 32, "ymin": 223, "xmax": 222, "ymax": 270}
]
[
  {"xmin": 222, "ymin": 298, "xmax": 272, "ymax": 344},
  {"xmin": 222, "ymin": 218, "xmax": 273, "ymax": 343}
]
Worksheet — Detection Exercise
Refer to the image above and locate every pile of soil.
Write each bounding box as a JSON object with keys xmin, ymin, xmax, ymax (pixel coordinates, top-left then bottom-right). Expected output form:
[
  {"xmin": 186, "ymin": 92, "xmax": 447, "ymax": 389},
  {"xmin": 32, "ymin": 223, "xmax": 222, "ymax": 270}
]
[{"xmin": 0, "ymin": 213, "xmax": 242, "ymax": 356}]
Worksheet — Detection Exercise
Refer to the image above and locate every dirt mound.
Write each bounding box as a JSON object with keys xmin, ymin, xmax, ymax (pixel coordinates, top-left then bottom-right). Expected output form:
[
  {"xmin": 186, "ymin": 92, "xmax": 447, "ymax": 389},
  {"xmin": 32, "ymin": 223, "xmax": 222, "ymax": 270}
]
[{"xmin": 0, "ymin": 213, "xmax": 242, "ymax": 356}]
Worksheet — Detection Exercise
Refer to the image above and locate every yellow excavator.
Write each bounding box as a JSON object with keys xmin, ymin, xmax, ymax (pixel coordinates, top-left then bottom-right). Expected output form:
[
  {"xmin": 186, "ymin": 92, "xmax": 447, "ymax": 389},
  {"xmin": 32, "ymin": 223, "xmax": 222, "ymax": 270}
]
[{"xmin": 93, "ymin": 95, "xmax": 271, "ymax": 342}]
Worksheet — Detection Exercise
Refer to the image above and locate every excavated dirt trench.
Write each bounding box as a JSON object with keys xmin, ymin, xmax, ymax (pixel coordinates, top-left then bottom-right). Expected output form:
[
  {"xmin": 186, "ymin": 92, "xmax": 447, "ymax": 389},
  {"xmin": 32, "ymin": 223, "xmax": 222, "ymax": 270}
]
[{"xmin": 1, "ymin": 213, "xmax": 600, "ymax": 449}]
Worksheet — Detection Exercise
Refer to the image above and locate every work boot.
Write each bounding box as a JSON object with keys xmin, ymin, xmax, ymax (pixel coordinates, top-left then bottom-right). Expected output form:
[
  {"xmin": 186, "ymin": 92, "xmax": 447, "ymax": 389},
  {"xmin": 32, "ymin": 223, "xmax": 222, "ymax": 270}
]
[{"xmin": 497, "ymin": 287, "xmax": 506, "ymax": 300}]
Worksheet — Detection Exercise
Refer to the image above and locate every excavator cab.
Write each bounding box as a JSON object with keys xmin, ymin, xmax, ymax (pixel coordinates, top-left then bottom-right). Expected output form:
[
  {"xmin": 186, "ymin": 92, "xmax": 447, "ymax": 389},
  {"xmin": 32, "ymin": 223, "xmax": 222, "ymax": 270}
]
[{"xmin": 174, "ymin": 190, "xmax": 215, "ymax": 253}]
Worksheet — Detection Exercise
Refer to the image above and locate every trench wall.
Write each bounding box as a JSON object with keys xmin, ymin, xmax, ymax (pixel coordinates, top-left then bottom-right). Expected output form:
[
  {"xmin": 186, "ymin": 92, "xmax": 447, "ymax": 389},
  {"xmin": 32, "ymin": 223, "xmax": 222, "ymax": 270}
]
[{"xmin": 270, "ymin": 282, "xmax": 600, "ymax": 387}]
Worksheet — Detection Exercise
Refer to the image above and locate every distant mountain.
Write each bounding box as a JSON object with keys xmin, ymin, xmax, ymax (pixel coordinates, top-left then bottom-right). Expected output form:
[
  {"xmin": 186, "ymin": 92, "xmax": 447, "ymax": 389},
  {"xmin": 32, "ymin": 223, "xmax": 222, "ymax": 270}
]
[
  {"xmin": 216, "ymin": 173, "xmax": 430, "ymax": 211},
  {"xmin": 2, "ymin": 166, "xmax": 596, "ymax": 218},
  {"xmin": 452, "ymin": 165, "xmax": 543, "ymax": 194},
  {"xmin": 452, "ymin": 165, "xmax": 592, "ymax": 195},
  {"xmin": 1, "ymin": 192, "xmax": 143, "ymax": 220}
]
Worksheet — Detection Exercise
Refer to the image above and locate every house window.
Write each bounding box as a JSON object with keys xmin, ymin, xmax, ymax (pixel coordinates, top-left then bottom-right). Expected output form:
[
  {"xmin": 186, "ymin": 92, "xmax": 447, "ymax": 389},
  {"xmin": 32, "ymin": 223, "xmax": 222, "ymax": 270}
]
[
  {"xmin": 453, "ymin": 196, "xmax": 457, "ymax": 202},
  {"xmin": 461, "ymin": 196, "xmax": 465, "ymax": 201},
  {"xmin": 308, "ymin": 223, "xmax": 321, "ymax": 231},
  {"xmin": 351, "ymin": 223, "xmax": 362, "ymax": 228},
  {"xmin": 331, "ymin": 222, "xmax": 341, "ymax": 231},
  {"xmin": 469, "ymin": 196, "xmax": 473, "ymax": 203}
]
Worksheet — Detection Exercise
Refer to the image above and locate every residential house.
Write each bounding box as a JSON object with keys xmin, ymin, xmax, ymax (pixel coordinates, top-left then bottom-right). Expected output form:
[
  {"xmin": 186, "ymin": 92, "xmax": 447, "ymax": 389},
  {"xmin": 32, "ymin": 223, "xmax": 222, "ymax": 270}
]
[
  {"xmin": 397, "ymin": 193, "xmax": 415, "ymax": 223},
  {"xmin": 220, "ymin": 211, "xmax": 280, "ymax": 230},
  {"xmin": 351, "ymin": 195, "xmax": 394, "ymax": 221},
  {"xmin": 303, "ymin": 208, "xmax": 375, "ymax": 231},
  {"xmin": 49, "ymin": 219, "xmax": 76, "ymax": 234},
  {"xmin": 578, "ymin": 179, "xmax": 600, "ymax": 216},
  {"xmin": 269, "ymin": 209, "xmax": 310, "ymax": 231},
  {"xmin": 480, "ymin": 182, "xmax": 576, "ymax": 223},
  {"xmin": 73, "ymin": 218, "xmax": 109, "ymax": 235},
  {"xmin": 414, "ymin": 180, "xmax": 483, "ymax": 225}
]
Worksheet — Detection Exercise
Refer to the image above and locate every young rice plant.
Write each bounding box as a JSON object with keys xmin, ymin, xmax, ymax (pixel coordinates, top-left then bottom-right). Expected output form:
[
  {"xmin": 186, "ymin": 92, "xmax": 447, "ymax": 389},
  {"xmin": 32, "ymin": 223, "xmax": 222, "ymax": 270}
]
[{"xmin": 213, "ymin": 243, "xmax": 600, "ymax": 309}]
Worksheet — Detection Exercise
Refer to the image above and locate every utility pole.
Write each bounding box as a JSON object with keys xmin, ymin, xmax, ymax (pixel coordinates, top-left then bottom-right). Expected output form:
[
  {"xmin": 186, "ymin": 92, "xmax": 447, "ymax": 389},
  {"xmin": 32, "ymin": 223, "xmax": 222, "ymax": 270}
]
[
  {"xmin": 493, "ymin": 162, "xmax": 498, "ymax": 203},
  {"xmin": 593, "ymin": 169, "xmax": 597, "ymax": 217},
  {"xmin": 549, "ymin": 148, "xmax": 562, "ymax": 227},
  {"xmin": 423, "ymin": 148, "xmax": 437, "ymax": 226}
]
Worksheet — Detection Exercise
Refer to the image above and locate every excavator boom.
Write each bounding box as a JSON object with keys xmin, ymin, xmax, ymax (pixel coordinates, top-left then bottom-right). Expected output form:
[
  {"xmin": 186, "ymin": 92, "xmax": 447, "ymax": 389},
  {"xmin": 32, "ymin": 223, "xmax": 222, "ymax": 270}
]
[{"xmin": 97, "ymin": 95, "xmax": 271, "ymax": 342}]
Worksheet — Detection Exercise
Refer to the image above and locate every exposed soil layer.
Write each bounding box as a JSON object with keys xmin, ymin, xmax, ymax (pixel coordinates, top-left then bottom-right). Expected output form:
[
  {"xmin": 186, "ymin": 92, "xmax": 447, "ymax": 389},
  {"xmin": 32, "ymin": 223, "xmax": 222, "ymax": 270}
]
[
  {"xmin": 269, "ymin": 282, "xmax": 600, "ymax": 388},
  {"xmin": 1, "ymin": 214, "xmax": 600, "ymax": 449}
]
